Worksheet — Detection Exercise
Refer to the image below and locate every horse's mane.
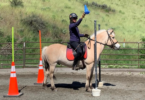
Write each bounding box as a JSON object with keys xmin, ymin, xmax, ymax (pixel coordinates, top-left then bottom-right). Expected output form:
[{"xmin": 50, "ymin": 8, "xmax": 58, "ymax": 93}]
[{"xmin": 90, "ymin": 29, "xmax": 106, "ymax": 39}]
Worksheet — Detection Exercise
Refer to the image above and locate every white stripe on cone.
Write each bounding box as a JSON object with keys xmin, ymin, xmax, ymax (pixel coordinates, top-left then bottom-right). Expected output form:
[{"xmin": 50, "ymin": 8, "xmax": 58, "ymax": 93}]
[
  {"xmin": 10, "ymin": 73, "xmax": 16, "ymax": 77},
  {"xmin": 11, "ymin": 66, "xmax": 16, "ymax": 72},
  {"xmin": 39, "ymin": 60, "xmax": 42, "ymax": 65},
  {"xmin": 39, "ymin": 66, "xmax": 43, "ymax": 69}
]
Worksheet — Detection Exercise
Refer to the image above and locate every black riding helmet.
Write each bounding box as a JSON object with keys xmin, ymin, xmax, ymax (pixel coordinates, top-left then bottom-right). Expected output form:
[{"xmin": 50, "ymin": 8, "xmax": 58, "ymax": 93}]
[{"xmin": 69, "ymin": 13, "xmax": 78, "ymax": 23}]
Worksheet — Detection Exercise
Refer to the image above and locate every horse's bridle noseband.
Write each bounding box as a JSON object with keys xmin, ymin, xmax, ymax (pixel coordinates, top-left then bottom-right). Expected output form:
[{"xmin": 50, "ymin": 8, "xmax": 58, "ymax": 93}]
[
  {"xmin": 87, "ymin": 30, "xmax": 118, "ymax": 49},
  {"xmin": 106, "ymin": 30, "xmax": 118, "ymax": 48}
]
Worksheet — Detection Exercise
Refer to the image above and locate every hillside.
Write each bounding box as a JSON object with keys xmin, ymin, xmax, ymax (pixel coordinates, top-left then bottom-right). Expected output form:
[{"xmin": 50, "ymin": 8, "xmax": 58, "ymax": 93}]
[{"xmin": 0, "ymin": 0, "xmax": 145, "ymax": 43}]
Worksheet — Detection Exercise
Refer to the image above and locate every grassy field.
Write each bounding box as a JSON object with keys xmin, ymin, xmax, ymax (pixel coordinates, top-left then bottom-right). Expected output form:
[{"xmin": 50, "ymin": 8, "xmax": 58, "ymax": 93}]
[{"xmin": 0, "ymin": 0, "xmax": 145, "ymax": 43}]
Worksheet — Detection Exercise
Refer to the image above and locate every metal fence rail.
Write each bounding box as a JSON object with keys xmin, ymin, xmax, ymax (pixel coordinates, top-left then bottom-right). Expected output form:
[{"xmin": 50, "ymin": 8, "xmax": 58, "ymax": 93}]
[{"xmin": 0, "ymin": 42, "xmax": 145, "ymax": 68}]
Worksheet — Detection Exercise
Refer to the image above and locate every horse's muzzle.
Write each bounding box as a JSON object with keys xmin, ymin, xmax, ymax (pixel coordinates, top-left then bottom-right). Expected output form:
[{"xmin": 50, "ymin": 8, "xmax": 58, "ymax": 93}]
[{"xmin": 114, "ymin": 43, "xmax": 120, "ymax": 50}]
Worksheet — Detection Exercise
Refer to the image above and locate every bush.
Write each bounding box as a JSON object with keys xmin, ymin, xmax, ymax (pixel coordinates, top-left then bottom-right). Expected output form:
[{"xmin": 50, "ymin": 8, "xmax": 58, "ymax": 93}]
[
  {"xmin": 6, "ymin": 36, "xmax": 11, "ymax": 42},
  {"xmin": 82, "ymin": 1, "xmax": 116, "ymax": 13},
  {"xmin": 9, "ymin": 0, "xmax": 24, "ymax": 7},
  {"xmin": 0, "ymin": 29, "xmax": 4, "ymax": 37},
  {"xmin": 84, "ymin": 1, "xmax": 88, "ymax": 5},
  {"xmin": 139, "ymin": 37, "xmax": 145, "ymax": 59},
  {"xmin": 101, "ymin": 4, "xmax": 107, "ymax": 9},
  {"xmin": 140, "ymin": 65, "xmax": 145, "ymax": 68},
  {"xmin": 105, "ymin": 7, "xmax": 111, "ymax": 12},
  {"xmin": 22, "ymin": 14, "xmax": 47, "ymax": 34}
]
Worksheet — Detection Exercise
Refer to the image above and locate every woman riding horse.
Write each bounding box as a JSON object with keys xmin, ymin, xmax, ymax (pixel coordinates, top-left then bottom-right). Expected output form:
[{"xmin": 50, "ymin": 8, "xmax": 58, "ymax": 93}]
[{"xmin": 69, "ymin": 13, "xmax": 89, "ymax": 70}]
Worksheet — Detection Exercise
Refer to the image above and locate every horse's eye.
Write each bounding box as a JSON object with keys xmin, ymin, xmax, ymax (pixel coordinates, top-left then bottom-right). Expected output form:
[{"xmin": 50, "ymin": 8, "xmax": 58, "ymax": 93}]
[{"xmin": 112, "ymin": 37, "xmax": 114, "ymax": 39}]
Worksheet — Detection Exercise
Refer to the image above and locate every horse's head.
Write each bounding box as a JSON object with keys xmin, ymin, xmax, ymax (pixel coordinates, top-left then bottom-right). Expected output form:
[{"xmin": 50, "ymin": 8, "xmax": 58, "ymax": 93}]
[{"xmin": 105, "ymin": 29, "xmax": 120, "ymax": 50}]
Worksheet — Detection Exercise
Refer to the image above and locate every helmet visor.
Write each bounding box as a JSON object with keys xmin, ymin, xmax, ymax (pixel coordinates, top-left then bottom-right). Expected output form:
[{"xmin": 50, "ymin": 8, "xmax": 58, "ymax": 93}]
[{"xmin": 73, "ymin": 17, "xmax": 77, "ymax": 20}]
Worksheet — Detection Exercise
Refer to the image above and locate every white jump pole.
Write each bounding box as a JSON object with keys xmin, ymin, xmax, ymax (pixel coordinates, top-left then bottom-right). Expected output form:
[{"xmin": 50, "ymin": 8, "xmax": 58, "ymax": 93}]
[
  {"xmin": 92, "ymin": 20, "xmax": 101, "ymax": 97},
  {"xmin": 98, "ymin": 24, "xmax": 104, "ymax": 87}
]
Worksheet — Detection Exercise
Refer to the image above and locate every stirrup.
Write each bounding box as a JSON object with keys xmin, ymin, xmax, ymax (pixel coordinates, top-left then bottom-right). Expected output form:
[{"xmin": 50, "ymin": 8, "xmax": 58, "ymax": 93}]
[{"xmin": 72, "ymin": 65, "xmax": 79, "ymax": 70}]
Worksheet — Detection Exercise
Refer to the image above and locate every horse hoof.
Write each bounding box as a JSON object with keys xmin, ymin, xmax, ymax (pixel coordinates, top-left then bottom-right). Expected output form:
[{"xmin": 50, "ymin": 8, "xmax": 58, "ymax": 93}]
[
  {"xmin": 43, "ymin": 87, "xmax": 48, "ymax": 90},
  {"xmin": 86, "ymin": 88, "xmax": 92, "ymax": 92},
  {"xmin": 43, "ymin": 83, "xmax": 48, "ymax": 90},
  {"xmin": 54, "ymin": 88, "xmax": 58, "ymax": 92},
  {"xmin": 51, "ymin": 87, "xmax": 57, "ymax": 92},
  {"xmin": 74, "ymin": 67, "xmax": 80, "ymax": 70}
]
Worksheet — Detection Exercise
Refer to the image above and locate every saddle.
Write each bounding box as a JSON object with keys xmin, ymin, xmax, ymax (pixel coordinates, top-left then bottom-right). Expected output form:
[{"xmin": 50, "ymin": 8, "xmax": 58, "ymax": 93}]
[{"xmin": 66, "ymin": 42, "xmax": 87, "ymax": 61}]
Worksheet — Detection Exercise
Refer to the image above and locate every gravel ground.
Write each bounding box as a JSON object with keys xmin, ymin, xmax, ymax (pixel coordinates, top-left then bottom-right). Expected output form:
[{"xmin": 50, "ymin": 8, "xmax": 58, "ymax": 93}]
[{"xmin": 0, "ymin": 70, "xmax": 145, "ymax": 100}]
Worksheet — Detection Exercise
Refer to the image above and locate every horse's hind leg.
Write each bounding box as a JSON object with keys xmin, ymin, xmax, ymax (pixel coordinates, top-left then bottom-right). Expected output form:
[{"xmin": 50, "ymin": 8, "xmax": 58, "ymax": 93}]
[
  {"xmin": 43, "ymin": 60, "xmax": 50, "ymax": 88},
  {"xmin": 43, "ymin": 69, "xmax": 49, "ymax": 89},
  {"xmin": 49, "ymin": 64, "xmax": 57, "ymax": 91}
]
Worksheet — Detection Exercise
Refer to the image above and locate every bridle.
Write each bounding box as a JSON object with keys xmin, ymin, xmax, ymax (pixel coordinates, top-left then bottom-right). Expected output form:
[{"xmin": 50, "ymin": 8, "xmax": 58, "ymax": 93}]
[{"xmin": 87, "ymin": 30, "xmax": 118, "ymax": 49}]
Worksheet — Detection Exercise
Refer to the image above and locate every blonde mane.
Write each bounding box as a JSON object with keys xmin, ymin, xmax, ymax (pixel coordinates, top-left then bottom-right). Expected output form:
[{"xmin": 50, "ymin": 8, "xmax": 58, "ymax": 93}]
[
  {"xmin": 89, "ymin": 29, "xmax": 114, "ymax": 40},
  {"xmin": 87, "ymin": 29, "xmax": 106, "ymax": 41}
]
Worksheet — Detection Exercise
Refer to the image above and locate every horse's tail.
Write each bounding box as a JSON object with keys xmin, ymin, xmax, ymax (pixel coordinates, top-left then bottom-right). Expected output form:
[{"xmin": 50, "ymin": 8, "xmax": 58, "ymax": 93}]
[{"xmin": 42, "ymin": 46, "xmax": 49, "ymax": 71}]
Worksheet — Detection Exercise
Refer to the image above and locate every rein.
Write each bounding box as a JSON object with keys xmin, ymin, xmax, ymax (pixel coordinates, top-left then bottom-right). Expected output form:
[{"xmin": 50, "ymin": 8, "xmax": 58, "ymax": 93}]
[{"xmin": 87, "ymin": 30, "xmax": 118, "ymax": 49}]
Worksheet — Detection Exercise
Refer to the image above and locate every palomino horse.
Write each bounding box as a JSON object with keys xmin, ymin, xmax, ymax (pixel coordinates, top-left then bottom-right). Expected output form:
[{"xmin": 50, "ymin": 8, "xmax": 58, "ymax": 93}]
[{"xmin": 42, "ymin": 29, "xmax": 120, "ymax": 91}]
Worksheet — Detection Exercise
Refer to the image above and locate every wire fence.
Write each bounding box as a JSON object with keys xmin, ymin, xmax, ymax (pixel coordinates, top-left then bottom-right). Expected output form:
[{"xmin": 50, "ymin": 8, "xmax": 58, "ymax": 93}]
[{"xmin": 0, "ymin": 42, "xmax": 145, "ymax": 69}]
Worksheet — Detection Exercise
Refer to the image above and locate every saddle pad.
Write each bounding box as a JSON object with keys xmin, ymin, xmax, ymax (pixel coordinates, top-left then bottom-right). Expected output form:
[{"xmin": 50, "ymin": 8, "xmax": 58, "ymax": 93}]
[{"xmin": 66, "ymin": 46, "xmax": 87, "ymax": 61}]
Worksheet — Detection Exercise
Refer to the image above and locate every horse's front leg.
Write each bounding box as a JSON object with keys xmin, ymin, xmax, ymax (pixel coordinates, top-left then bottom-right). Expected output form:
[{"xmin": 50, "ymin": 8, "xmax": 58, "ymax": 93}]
[
  {"xmin": 85, "ymin": 63, "xmax": 94, "ymax": 92},
  {"xmin": 89, "ymin": 65, "xmax": 94, "ymax": 90}
]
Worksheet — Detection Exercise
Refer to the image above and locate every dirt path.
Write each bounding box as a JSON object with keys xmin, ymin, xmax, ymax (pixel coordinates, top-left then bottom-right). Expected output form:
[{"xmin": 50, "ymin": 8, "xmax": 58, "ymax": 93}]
[{"xmin": 0, "ymin": 73, "xmax": 145, "ymax": 100}]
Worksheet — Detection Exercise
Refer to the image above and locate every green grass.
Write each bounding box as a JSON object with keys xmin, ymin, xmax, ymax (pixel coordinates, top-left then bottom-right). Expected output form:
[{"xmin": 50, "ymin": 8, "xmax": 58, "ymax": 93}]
[{"xmin": 0, "ymin": 0, "xmax": 145, "ymax": 42}]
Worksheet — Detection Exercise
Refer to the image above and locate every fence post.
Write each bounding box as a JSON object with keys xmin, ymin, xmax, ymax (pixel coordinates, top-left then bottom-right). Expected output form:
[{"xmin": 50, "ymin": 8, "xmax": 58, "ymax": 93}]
[
  {"xmin": 138, "ymin": 42, "xmax": 140, "ymax": 68},
  {"xmin": 23, "ymin": 42, "xmax": 26, "ymax": 68}
]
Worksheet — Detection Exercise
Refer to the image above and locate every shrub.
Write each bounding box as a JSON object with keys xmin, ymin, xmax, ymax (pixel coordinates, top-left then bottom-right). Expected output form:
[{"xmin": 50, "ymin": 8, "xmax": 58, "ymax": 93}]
[
  {"xmin": 105, "ymin": 7, "xmax": 111, "ymax": 12},
  {"xmin": 101, "ymin": 4, "xmax": 107, "ymax": 9},
  {"xmin": 22, "ymin": 14, "xmax": 47, "ymax": 34},
  {"xmin": 92, "ymin": 2, "xmax": 96, "ymax": 5},
  {"xmin": 84, "ymin": 1, "xmax": 88, "ymax": 5},
  {"xmin": 140, "ymin": 65, "xmax": 145, "ymax": 68},
  {"xmin": 82, "ymin": 1, "xmax": 115, "ymax": 13},
  {"xmin": 139, "ymin": 37, "xmax": 145, "ymax": 59},
  {"xmin": 0, "ymin": 29, "xmax": 4, "ymax": 37},
  {"xmin": 9, "ymin": 0, "xmax": 24, "ymax": 7},
  {"xmin": 6, "ymin": 36, "xmax": 12, "ymax": 42}
]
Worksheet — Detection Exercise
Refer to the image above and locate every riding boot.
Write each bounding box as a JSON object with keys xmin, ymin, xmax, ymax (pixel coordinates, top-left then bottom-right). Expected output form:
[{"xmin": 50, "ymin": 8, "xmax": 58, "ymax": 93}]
[
  {"xmin": 72, "ymin": 58, "xmax": 80, "ymax": 70},
  {"xmin": 81, "ymin": 60, "xmax": 86, "ymax": 70}
]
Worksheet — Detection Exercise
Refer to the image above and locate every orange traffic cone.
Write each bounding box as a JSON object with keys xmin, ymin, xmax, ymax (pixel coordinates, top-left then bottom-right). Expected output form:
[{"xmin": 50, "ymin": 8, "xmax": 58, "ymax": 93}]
[
  {"xmin": 34, "ymin": 58, "xmax": 44, "ymax": 85},
  {"xmin": 3, "ymin": 62, "xmax": 23, "ymax": 97}
]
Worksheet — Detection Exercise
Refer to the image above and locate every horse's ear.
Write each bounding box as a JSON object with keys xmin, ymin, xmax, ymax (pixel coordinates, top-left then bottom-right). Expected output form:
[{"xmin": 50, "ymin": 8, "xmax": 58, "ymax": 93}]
[
  {"xmin": 107, "ymin": 28, "xmax": 114, "ymax": 34},
  {"xmin": 110, "ymin": 31, "xmax": 114, "ymax": 34},
  {"xmin": 107, "ymin": 28, "xmax": 113, "ymax": 31}
]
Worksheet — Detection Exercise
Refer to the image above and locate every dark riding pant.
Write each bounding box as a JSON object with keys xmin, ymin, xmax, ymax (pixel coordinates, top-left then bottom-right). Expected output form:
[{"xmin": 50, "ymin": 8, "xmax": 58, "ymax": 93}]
[{"xmin": 69, "ymin": 41, "xmax": 83, "ymax": 67}]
